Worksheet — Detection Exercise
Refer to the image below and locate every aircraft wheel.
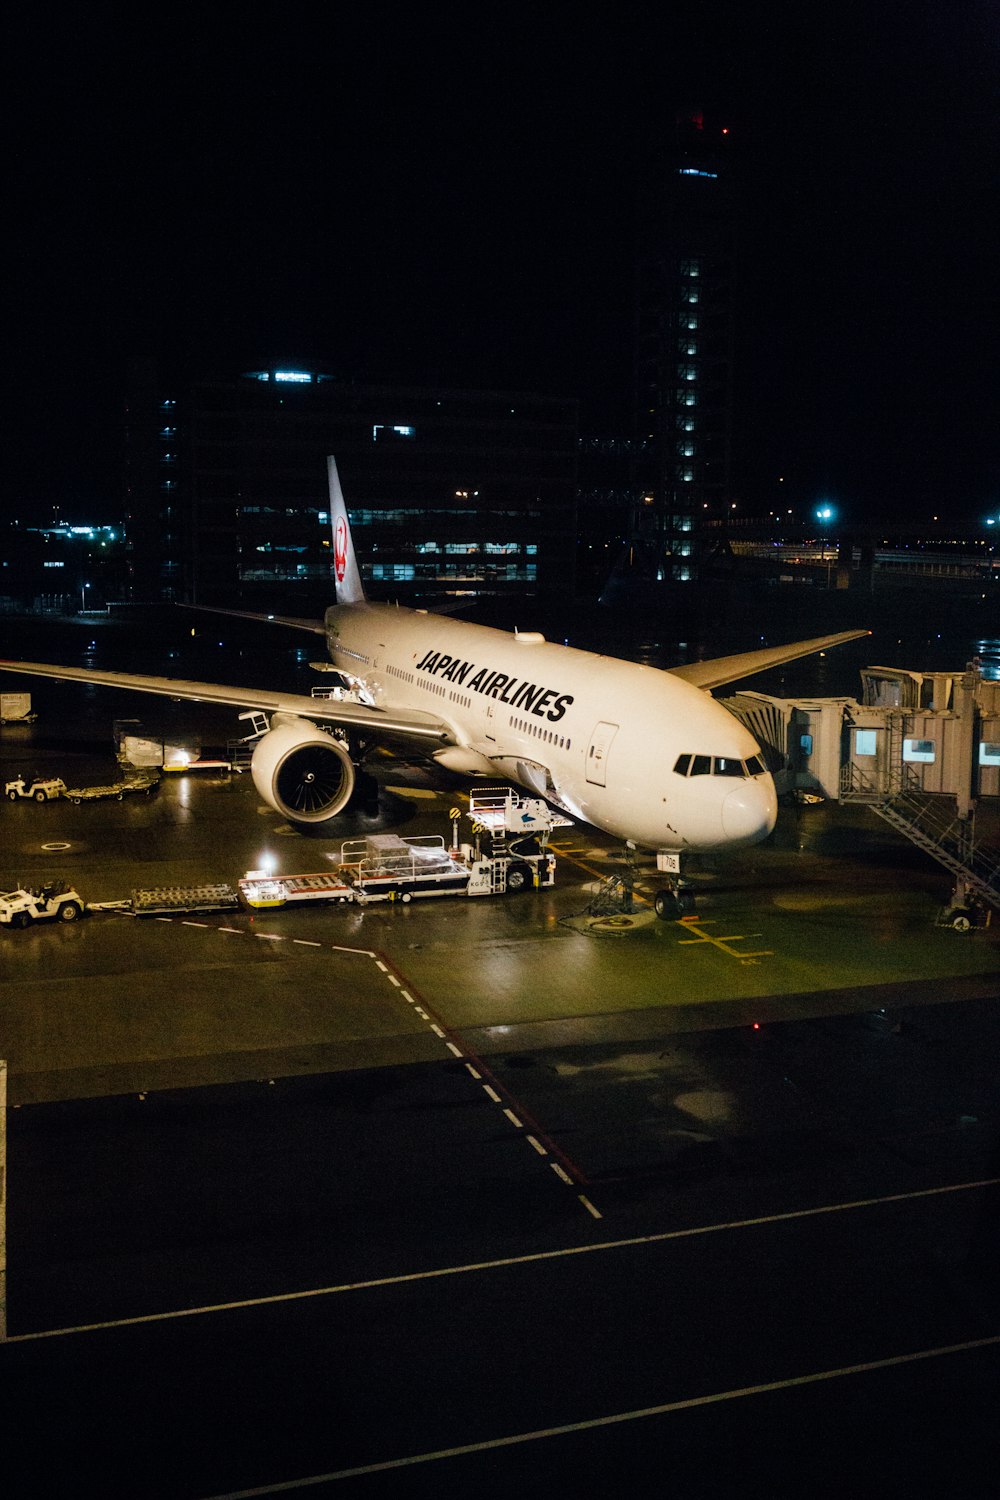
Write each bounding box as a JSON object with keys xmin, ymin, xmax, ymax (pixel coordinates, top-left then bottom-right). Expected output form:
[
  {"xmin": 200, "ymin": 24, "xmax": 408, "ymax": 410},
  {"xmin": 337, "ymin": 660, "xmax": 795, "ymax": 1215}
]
[
  {"xmin": 654, "ymin": 889, "xmax": 679, "ymax": 919},
  {"xmin": 59, "ymin": 902, "xmax": 83, "ymax": 922},
  {"xmin": 505, "ymin": 862, "xmax": 532, "ymax": 894}
]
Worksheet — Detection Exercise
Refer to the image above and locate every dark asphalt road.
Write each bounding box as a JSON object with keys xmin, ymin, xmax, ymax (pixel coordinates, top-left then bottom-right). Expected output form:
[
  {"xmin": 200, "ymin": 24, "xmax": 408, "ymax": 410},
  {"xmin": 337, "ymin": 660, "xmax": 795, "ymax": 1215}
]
[{"xmin": 4, "ymin": 998, "xmax": 1000, "ymax": 1497}]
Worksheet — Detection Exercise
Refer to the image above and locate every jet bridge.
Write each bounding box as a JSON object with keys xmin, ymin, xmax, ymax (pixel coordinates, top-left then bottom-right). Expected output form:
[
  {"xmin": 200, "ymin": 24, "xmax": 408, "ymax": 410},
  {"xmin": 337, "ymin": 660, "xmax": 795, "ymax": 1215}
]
[{"xmin": 720, "ymin": 661, "xmax": 1000, "ymax": 918}]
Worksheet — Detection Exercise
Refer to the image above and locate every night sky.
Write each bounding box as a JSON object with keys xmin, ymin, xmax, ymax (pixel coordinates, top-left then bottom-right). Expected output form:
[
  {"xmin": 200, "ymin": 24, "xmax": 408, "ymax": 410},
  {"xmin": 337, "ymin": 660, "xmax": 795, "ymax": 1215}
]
[{"xmin": 8, "ymin": 2, "xmax": 999, "ymax": 525}]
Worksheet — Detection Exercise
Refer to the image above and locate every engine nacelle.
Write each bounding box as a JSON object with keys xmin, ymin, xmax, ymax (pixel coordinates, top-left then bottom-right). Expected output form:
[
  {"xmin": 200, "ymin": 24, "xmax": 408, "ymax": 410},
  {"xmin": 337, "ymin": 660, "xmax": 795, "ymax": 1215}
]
[{"xmin": 251, "ymin": 716, "xmax": 356, "ymax": 825}]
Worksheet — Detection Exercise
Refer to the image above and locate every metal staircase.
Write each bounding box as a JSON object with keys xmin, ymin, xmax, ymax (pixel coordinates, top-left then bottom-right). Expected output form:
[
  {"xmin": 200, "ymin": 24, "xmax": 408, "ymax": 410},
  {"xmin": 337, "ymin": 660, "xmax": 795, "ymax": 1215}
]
[{"xmin": 841, "ymin": 760, "xmax": 1000, "ymax": 915}]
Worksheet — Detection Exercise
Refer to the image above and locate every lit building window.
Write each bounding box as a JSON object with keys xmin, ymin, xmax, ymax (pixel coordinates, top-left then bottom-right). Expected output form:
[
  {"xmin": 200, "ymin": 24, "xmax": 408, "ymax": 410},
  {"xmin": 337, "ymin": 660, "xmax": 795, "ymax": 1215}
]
[
  {"xmin": 903, "ymin": 738, "xmax": 936, "ymax": 763},
  {"xmin": 980, "ymin": 742, "xmax": 1000, "ymax": 765},
  {"xmin": 855, "ymin": 730, "xmax": 878, "ymax": 756}
]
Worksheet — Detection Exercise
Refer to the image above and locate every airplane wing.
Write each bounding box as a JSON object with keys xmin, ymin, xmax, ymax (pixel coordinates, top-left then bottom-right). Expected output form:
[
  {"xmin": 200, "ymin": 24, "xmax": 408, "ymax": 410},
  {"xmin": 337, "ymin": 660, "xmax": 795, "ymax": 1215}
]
[
  {"xmin": 178, "ymin": 604, "xmax": 327, "ymax": 635},
  {"xmin": 0, "ymin": 660, "xmax": 450, "ymax": 745},
  {"xmin": 667, "ymin": 629, "xmax": 870, "ymax": 691}
]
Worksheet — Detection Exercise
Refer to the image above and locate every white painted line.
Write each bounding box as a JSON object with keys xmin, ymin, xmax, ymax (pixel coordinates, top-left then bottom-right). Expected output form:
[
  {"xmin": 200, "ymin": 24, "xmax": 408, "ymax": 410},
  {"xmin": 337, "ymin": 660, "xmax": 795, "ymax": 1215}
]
[
  {"xmin": 329, "ymin": 945, "xmax": 376, "ymax": 956},
  {"xmin": 550, "ymin": 1163, "xmax": 573, "ymax": 1184},
  {"xmin": 217, "ymin": 927, "xmax": 243, "ymax": 935},
  {"xmin": 525, "ymin": 1135, "xmax": 547, "ymax": 1156},
  {"xmin": 375, "ymin": 960, "xmax": 388, "ymax": 972},
  {"xmin": 154, "ymin": 917, "xmax": 173, "ymax": 922},
  {"xmin": 198, "ymin": 1334, "xmax": 1000, "ymax": 1492},
  {"xmin": 292, "ymin": 939, "xmax": 322, "ymax": 947},
  {"xmin": 503, "ymin": 1108, "xmax": 523, "ymax": 1129},
  {"xmin": 12, "ymin": 1177, "xmax": 997, "ymax": 1343},
  {"xmin": 578, "ymin": 1195, "xmax": 603, "ymax": 1220},
  {"xmin": 446, "ymin": 1042, "xmax": 463, "ymax": 1058},
  {"xmin": 483, "ymin": 1085, "xmax": 502, "ymax": 1103},
  {"xmin": 388, "ymin": 975, "xmax": 401, "ymax": 987},
  {"xmin": 465, "ymin": 1064, "xmax": 481, "ymax": 1080},
  {"xmin": 430, "ymin": 1024, "xmax": 446, "ymax": 1038},
  {"xmin": 254, "ymin": 933, "xmax": 284, "ymax": 941},
  {"xmin": 415, "ymin": 1008, "xmax": 429, "ymax": 1020},
  {"xmin": 400, "ymin": 991, "xmax": 414, "ymax": 1002},
  {"xmin": 181, "ymin": 921, "xmax": 209, "ymax": 928}
]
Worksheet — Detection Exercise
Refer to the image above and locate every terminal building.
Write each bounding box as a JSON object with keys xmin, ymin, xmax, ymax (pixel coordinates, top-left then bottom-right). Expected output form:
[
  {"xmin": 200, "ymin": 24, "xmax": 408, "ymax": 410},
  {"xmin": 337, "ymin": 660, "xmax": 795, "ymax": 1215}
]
[{"xmin": 122, "ymin": 360, "xmax": 579, "ymax": 610}]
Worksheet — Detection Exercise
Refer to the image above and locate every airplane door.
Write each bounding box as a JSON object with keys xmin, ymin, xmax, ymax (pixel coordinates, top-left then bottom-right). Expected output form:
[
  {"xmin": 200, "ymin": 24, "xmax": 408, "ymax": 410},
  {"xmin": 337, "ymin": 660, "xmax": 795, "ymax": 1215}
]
[{"xmin": 586, "ymin": 721, "xmax": 619, "ymax": 787}]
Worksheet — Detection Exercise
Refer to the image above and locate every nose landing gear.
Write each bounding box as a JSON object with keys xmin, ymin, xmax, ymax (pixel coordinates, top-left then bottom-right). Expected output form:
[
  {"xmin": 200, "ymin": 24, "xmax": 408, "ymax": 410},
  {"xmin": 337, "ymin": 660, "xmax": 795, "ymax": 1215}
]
[{"xmin": 653, "ymin": 882, "xmax": 696, "ymax": 919}]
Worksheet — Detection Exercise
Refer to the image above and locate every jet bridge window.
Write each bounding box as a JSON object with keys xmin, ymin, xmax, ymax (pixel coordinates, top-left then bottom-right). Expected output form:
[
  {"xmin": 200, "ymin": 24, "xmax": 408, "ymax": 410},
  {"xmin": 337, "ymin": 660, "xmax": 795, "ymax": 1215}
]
[{"xmin": 903, "ymin": 738, "xmax": 936, "ymax": 764}]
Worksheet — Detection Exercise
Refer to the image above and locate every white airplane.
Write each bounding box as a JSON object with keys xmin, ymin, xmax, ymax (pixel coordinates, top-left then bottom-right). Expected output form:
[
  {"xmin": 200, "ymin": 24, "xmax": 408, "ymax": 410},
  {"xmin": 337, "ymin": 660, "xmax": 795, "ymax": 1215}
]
[{"xmin": 0, "ymin": 457, "xmax": 866, "ymax": 909}]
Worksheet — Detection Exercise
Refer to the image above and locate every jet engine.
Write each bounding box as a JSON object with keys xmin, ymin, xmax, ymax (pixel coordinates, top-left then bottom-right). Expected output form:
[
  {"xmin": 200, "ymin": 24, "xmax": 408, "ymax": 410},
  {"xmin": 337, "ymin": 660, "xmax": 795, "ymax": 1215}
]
[{"xmin": 251, "ymin": 715, "xmax": 356, "ymax": 825}]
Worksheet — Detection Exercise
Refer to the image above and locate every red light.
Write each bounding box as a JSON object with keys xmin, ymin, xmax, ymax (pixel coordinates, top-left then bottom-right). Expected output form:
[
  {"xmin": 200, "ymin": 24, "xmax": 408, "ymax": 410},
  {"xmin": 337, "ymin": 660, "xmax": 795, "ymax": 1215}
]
[
  {"xmin": 722, "ymin": 127, "xmax": 730, "ymax": 136},
  {"xmin": 752, "ymin": 1021, "xmax": 760, "ymax": 1030}
]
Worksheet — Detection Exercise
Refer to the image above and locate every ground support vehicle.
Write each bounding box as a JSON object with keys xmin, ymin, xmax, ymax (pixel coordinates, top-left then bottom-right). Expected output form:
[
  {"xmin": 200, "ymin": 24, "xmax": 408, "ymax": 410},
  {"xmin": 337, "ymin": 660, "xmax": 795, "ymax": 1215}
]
[
  {"xmin": 0, "ymin": 883, "xmax": 85, "ymax": 927},
  {"xmin": 5, "ymin": 775, "xmax": 67, "ymax": 802},
  {"xmin": 63, "ymin": 771, "xmax": 160, "ymax": 803},
  {"xmin": 239, "ymin": 872, "xmax": 354, "ymax": 909},
  {"xmin": 131, "ymin": 884, "xmax": 240, "ymax": 917},
  {"xmin": 336, "ymin": 830, "xmax": 555, "ymax": 904},
  {"xmin": 0, "ymin": 693, "xmax": 36, "ymax": 724}
]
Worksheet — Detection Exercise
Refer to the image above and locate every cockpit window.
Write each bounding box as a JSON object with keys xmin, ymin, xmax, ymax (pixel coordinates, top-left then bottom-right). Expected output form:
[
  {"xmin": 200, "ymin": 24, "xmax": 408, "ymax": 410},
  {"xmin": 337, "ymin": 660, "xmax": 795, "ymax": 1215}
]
[
  {"xmin": 713, "ymin": 756, "xmax": 745, "ymax": 777},
  {"xmin": 675, "ymin": 752, "xmax": 769, "ymax": 779}
]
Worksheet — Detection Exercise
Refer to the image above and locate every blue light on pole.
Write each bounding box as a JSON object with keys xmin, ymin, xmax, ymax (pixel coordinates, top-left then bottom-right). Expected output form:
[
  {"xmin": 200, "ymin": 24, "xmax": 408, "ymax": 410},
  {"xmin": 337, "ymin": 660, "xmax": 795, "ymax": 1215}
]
[{"xmin": 815, "ymin": 504, "xmax": 835, "ymax": 524}]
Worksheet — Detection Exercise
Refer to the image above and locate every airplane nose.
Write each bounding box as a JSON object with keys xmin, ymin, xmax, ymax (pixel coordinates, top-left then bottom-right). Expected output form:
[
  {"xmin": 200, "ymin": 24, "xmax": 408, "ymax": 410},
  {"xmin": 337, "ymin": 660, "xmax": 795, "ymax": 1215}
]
[{"xmin": 721, "ymin": 778, "xmax": 778, "ymax": 845}]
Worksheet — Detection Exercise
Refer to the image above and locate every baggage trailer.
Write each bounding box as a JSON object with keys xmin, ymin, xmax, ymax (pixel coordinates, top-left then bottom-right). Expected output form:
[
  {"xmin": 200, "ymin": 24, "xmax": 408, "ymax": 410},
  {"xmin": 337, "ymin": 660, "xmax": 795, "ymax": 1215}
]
[
  {"xmin": 239, "ymin": 872, "xmax": 353, "ymax": 909},
  {"xmin": 131, "ymin": 884, "xmax": 241, "ymax": 917}
]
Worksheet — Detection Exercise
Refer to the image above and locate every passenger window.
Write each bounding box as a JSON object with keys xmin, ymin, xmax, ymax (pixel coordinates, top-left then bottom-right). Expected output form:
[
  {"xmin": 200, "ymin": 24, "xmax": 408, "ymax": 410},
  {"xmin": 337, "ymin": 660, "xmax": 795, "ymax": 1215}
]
[
  {"xmin": 714, "ymin": 757, "xmax": 745, "ymax": 777},
  {"xmin": 690, "ymin": 755, "xmax": 711, "ymax": 776},
  {"xmin": 673, "ymin": 754, "xmax": 692, "ymax": 776}
]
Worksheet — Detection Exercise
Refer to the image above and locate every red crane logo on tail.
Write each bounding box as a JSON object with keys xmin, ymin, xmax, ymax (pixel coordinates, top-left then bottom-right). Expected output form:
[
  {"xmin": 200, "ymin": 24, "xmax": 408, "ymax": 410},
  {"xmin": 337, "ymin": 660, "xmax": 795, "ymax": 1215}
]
[{"xmin": 334, "ymin": 516, "xmax": 348, "ymax": 582}]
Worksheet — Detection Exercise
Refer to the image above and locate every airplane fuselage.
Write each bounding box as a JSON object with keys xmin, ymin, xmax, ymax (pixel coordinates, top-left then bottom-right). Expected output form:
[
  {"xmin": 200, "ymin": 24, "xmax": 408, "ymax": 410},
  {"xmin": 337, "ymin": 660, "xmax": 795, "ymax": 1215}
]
[{"xmin": 325, "ymin": 601, "xmax": 777, "ymax": 852}]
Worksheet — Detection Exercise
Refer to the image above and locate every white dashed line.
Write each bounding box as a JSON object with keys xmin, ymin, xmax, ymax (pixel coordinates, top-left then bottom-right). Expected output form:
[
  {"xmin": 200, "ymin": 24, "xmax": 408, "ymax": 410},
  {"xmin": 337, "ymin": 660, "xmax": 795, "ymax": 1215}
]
[
  {"xmin": 388, "ymin": 974, "xmax": 401, "ymax": 987},
  {"xmin": 446, "ymin": 1042, "xmax": 463, "ymax": 1058},
  {"xmin": 430, "ymin": 1023, "xmax": 445, "ymax": 1038},
  {"xmin": 154, "ymin": 917, "xmax": 173, "ymax": 923},
  {"xmin": 550, "ymin": 1163, "xmax": 573, "ymax": 1184},
  {"xmin": 525, "ymin": 1135, "xmax": 547, "ymax": 1156},
  {"xmin": 465, "ymin": 1064, "xmax": 481, "ymax": 1080},
  {"xmin": 483, "ymin": 1085, "xmax": 502, "ymax": 1104},
  {"xmin": 292, "ymin": 939, "xmax": 322, "ymax": 947},
  {"xmin": 503, "ymin": 1108, "xmax": 523, "ymax": 1129},
  {"xmin": 181, "ymin": 921, "xmax": 209, "ymax": 928},
  {"xmin": 254, "ymin": 933, "xmax": 284, "ymax": 941},
  {"xmin": 400, "ymin": 991, "xmax": 414, "ymax": 1002},
  {"xmin": 218, "ymin": 927, "xmax": 243, "ymax": 935},
  {"xmin": 578, "ymin": 1195, "xmax": 603, "ymax": 1220},
  {"xmin": 375, "ymin": 960, "xmax": 389, "ymax": 972}
]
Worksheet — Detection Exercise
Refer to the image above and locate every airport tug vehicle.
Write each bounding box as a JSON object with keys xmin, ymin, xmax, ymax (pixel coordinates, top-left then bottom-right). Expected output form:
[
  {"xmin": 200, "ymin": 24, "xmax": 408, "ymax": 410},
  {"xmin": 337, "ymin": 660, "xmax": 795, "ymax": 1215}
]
[
  {"xmin": 0, "ymin": 883, "xmax": 85, "ymax": 927},
  {"xmin": 238, "ymin": 788, "xmax": 567, "ymax": 909},
  {"xmin": 5, "ymin": 774, "xmax": 67, "ymax": 802}
]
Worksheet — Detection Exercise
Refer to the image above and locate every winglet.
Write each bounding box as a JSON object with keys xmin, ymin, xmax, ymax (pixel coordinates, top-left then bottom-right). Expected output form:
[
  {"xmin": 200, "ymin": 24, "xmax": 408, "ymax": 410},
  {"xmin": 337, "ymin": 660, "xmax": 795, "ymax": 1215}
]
[{"xmin": 328, "ymin": 456, "xmax": 366, "ymax": 605}]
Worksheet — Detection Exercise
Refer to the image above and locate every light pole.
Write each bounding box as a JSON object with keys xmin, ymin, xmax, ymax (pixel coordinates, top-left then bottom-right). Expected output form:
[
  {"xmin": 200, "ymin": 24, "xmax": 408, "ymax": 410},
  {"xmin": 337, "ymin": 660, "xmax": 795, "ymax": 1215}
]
[{"xmin": 815, "ymin": 505, "xmax": 836, "ymax": 588}]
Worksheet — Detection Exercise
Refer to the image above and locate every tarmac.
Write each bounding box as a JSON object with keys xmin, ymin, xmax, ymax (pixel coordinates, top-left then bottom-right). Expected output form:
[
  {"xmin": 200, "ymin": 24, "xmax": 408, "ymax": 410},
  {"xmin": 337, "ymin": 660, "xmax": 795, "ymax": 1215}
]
[{"xmin": 1, "ymin": 723, "xmax": 997, "ymax": 1106}]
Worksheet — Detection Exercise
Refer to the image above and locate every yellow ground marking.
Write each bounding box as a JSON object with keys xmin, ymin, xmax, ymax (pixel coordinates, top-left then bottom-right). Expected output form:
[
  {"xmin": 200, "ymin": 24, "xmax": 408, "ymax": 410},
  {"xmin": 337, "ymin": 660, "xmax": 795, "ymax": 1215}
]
[{"xmin": 676, "ymin": 918, "xmax": 773, "ymax": 963}]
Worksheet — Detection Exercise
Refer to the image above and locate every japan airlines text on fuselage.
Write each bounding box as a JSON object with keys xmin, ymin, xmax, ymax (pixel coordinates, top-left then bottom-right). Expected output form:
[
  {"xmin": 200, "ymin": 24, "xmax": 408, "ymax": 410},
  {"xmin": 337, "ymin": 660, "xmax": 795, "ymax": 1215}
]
[{"xmin": 324, "ymin": 601, "xmax": 777, "ymax": 852}]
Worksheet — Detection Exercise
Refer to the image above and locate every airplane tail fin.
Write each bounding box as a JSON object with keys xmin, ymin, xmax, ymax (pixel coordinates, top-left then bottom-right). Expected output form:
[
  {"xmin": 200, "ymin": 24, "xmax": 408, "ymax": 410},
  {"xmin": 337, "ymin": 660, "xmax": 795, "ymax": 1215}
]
[{"xmin": 327, "ymin": 456, "xmax": 366, "ymax": 605}]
